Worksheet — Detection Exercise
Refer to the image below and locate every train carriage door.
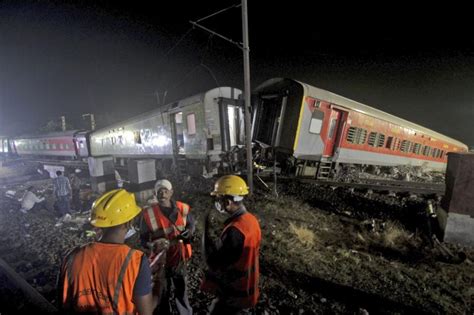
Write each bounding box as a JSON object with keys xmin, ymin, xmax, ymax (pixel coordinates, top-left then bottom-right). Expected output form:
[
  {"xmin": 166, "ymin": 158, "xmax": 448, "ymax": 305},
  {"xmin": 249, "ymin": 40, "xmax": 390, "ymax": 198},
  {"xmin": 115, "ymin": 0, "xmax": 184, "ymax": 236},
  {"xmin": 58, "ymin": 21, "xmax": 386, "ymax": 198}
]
[
  {"xmin": 170, "ymin": 112, "xmax": 185, "ymax": 156},
  {"xmin": 218, "ymin": 98, "xmax": 244, "ymax": 151},
  {"xmin": 323, "ymin": 108, "xmax": 347, "ymax": 157}
]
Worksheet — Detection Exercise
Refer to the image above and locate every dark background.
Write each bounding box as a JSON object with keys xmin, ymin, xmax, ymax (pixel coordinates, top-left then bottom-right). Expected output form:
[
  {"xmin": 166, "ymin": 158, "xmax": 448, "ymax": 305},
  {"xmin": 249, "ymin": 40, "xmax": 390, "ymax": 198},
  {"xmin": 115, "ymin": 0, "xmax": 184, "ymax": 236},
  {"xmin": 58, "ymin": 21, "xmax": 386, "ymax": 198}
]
[{"xmin": 1, "ymin": 1, "xmax": 473, "ymax": 146}]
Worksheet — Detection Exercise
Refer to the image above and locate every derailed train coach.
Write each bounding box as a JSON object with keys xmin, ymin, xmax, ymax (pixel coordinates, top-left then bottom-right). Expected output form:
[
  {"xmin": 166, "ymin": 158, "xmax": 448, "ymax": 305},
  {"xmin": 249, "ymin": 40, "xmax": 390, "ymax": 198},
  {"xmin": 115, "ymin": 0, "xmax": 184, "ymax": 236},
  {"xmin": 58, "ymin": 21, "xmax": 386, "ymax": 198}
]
[
  {"xmin": 89, "ymin": 87, "xmax": 244, "ymax": 174},
  {"xmin": 252, "ymin": 78, "xmax": 468, "ymax": 179},
  {"xmin": 10, "ymin": 130, "xmax": 89, "ymax": 160}
]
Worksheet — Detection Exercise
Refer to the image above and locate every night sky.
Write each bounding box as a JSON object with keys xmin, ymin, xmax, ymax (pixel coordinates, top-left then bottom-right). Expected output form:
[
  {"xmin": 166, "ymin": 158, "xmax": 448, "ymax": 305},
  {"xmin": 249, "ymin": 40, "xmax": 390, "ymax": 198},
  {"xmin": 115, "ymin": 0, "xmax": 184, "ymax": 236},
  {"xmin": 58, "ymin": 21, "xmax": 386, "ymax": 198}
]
[{"xmin": 1, "ymin": 1, "xmax": 473, "ymax": 146}]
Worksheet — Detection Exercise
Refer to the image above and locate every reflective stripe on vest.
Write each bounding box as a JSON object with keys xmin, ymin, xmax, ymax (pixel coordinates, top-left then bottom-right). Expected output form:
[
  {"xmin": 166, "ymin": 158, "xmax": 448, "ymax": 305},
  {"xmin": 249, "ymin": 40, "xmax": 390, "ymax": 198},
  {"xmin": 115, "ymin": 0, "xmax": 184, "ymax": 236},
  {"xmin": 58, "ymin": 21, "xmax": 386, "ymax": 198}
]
[{"xmin": 113, "ymin": 249, "xmax": 135, "ymax": 310}]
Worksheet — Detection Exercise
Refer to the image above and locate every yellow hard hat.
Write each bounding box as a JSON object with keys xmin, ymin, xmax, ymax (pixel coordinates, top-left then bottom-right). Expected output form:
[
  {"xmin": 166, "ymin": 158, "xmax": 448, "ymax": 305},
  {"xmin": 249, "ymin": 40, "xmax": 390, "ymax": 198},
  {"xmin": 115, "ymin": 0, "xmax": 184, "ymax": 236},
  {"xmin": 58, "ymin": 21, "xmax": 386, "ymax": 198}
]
[
  {"xmin": 211, "ymin": 175, "xmax": 249, "ymax": 196},
  {"xmin": 90, "ymin": 189, "xmax": 141, "ymax": 228}
]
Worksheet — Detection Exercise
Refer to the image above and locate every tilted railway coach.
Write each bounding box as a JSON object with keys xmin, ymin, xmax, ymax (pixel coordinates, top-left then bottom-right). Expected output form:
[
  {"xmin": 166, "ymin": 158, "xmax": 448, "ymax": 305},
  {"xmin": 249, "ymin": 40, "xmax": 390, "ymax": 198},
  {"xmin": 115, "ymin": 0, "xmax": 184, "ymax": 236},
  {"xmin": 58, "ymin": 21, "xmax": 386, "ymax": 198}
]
[
  {"xmin": 252, "ymin": 78, "xmax": 468, "ymax": 179},
  {"xmin": 88, "ymin": 86, "xmax": 244, "ymax": 174}
]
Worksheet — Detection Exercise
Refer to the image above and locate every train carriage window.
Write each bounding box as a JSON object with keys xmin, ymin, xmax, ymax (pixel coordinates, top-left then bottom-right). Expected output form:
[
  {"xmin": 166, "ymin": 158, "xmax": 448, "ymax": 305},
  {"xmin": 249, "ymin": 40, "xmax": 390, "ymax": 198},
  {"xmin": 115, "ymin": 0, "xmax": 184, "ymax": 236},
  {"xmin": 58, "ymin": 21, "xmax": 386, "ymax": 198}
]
[
  {"xmin": 368, "ymin": 132, "xmax": 377, "ymax": 146},
  {"xmin": 186, "ymin": 113, "xmax": 195, "ymax": 135},
  {"xmin": 309, "ymin": 110, "xmax": 324, "ymax": 134},
  {"xmin": 412, "ymin": 143, "xmax": 422, "ymax": 155},
  {"xmin": 346, "ymin": 127, "xmax": 357, "ymax": 143},
  {"xmin": 65, "ymin": 144, "xmax": 69, "ymax": 150},
  {"xmin": 377, "ymin": 134, "xmax": 385, "ymax": 147},
  {"xmin": 422, "ymin": 146, "xmax": 431, "ymax": 156},
  {"xmin": 357, "ymin": 129, "xmax": 367, "ymax": 144},
  {"xmin": 385, "ymin": 136, "xmax": 393, "ymax": 149},
  {"xmin": 52, "ymin": 144, "xmax": 57, "ymax": 150},
  {"xmin": 346, "ymin": 127, "xmax": 367, "ymax": 144},
  {"xmin": 400, "ymin": 140, "xmax": 410, "ymax": 153},
  {"xmin": 60, "ymin": 143, "xmax": 64, "ymax": 150},
  {"xmin": 134, "ymin": 131, "xmax": 142, "ymax": 144},
  {"xmin": 440, "ymin": 150, "xmax": 445, "ymax": 159},
  {"xmin": 45, "ymin": 143, "xmax": 50, "ymax": 150}
]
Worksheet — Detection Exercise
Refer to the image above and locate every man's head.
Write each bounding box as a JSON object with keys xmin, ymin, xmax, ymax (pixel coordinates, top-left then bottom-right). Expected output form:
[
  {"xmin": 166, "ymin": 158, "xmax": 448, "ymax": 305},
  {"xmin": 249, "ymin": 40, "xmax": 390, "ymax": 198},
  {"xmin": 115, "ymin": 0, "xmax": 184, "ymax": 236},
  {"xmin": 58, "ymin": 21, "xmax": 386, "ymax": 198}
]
[
  {"xmin": 56, "ymin": 170, "xmax": 62, "ymax": 176},
  {"xmin": 211, "ymin": 175, "xmax": 248, "ymax": 214},
  {"xmin": 90, "ymin": 189, "xmax": 141, "ymax": 240},
  {"xmin": 154, "ymin": 179, "xmax": 173, "ymax": 206}
]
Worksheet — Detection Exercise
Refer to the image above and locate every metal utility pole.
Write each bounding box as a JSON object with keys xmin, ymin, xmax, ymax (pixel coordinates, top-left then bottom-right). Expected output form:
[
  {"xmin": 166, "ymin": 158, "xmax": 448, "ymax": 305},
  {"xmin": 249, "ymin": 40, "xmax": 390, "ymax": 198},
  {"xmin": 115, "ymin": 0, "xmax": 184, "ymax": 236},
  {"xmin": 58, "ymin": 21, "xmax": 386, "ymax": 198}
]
[
  {"xmin": 82, "ymin": 113, "xmax": 95, "ymax": 130},
  {"xmin": 60, "ymin": 116, "xmax": 66, "ymax": 131},
  {"xmin": 190, "ymin": 1, "xmax": 254, "ymax": 194},
  {"xmin": 241, "ymin": 0, "xmax": 253, "ymax": 194}
]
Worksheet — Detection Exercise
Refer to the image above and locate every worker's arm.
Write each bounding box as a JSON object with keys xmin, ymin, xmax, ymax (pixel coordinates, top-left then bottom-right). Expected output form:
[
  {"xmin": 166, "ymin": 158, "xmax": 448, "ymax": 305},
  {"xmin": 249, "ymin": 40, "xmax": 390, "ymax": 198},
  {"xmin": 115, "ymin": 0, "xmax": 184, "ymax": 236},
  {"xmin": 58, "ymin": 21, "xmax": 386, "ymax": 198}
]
[
  {"xmin": 206, "ymin": 226, "xmax": 244, "ymax": 269},
  {"xmin": 133, "ymin": 255, "xmax": 154, "ymax": 315}
]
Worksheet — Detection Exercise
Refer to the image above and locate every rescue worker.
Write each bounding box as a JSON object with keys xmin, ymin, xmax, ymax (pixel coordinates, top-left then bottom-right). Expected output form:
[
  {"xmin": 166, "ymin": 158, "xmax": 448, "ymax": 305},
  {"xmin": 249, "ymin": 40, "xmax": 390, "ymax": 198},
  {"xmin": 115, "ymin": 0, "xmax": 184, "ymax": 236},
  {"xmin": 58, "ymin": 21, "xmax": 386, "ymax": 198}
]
[
  {"xmin": 202, "ymin": 175, "xmax": 262, "ymax": 314},
  {"xmin": 58, "ymin": 189, "xmax": 155, "ymax": 315},
  {"xmin": 140, "ymin": 179, "xmax": 194, "ymax": 315}
]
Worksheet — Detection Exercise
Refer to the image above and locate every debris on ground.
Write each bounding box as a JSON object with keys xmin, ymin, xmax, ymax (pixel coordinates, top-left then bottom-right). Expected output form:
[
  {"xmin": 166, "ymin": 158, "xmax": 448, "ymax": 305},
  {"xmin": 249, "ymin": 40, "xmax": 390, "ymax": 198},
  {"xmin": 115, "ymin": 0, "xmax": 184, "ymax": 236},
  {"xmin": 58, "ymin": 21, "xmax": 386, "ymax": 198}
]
[{"xmin": 0, "ymin": 164, "xmax": 472, "ymax": 314}]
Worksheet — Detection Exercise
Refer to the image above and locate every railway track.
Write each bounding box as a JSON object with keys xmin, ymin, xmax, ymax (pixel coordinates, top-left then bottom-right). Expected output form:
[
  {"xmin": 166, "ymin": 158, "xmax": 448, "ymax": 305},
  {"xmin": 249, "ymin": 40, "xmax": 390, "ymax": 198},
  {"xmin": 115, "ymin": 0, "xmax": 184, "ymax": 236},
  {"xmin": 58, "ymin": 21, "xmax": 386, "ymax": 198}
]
[
  {"xmin": 259, "ymin": 175, "xmax": 445, "ymax": 195},
  {"xmin": 8, "ymin": 158, "xmax": 445, "ymax": 195}
]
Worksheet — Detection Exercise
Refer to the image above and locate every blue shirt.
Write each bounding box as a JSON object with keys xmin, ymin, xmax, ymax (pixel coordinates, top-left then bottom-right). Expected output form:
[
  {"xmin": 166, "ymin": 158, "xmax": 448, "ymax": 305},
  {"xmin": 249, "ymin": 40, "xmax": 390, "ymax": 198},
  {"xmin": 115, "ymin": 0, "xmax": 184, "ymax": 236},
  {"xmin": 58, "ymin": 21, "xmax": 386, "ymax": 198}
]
[
  {"xmin": 53, "ymin": 175, "xmax": 72, "ymax": 197},
  {"xmin": 134, "ymin": 255, "xmax": 152, "ymax": 297}
]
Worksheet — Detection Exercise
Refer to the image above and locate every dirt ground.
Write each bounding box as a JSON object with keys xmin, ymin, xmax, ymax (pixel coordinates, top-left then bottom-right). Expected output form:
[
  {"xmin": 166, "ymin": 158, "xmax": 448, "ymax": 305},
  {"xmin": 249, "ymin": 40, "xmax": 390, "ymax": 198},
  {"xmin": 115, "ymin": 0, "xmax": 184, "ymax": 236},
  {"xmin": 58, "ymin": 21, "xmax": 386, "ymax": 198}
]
[{"xmin": 0, "ymin": 165, "xmax": 473, "ymax": 314}]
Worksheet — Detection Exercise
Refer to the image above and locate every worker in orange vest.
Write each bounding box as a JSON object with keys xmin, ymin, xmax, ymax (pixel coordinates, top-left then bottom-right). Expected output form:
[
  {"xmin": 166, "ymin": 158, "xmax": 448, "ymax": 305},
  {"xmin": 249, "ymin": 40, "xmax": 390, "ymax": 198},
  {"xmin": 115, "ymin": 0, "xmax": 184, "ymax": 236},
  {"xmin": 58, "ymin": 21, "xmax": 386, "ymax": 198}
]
[
  {"xmin": 202, "ymin": 175, "xmax": 262, "ymax": 314},
  {"xmin": 140, "ymin": 179, "xmax": 194, "ymax": 315},
  {"xmin": 58, "ymin": 189, "xmax": 155, "ymax": 315}
]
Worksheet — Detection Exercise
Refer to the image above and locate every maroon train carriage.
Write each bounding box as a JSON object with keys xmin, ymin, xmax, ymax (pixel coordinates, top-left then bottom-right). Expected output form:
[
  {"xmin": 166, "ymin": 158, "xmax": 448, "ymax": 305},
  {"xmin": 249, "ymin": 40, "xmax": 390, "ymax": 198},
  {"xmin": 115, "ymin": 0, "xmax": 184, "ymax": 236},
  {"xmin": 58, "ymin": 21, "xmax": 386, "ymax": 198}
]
[
  {"xmin": 12, "ymin": 130, "xmax": 88, "ymax": 160},
  {"xmin": 252, "ymin": 78, "xmax": 468, "ymax": 179}
]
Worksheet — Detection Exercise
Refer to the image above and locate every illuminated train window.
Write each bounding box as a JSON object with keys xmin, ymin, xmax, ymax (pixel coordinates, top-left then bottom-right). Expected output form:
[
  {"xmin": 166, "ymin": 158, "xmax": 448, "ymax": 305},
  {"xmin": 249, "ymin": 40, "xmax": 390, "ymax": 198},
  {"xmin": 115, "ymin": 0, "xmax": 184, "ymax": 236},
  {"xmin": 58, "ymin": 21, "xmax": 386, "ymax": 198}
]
[
  {"xmin": 52, "ymin": 144, "xmax": 57, "ymax": 150},
  {"xmin": 65, "ymin": 144, "xmax": 69, "ymax": 150},
  {"xmin": 60, "ymin": 144, "xmax": 64, "ymax": 150},
  {"xmin": 187, "ymin": 113, "xmax": 196, "ymax": 135}
]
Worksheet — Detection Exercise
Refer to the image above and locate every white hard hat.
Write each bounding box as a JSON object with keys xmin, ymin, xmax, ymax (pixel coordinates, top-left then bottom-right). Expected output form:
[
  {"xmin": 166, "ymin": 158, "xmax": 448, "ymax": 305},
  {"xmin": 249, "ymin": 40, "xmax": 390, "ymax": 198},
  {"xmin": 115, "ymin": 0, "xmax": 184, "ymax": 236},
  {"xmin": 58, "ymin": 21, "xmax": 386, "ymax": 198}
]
[{"xmin": 155, "ymin": 179, "xmax": 172, "ymax": 192}]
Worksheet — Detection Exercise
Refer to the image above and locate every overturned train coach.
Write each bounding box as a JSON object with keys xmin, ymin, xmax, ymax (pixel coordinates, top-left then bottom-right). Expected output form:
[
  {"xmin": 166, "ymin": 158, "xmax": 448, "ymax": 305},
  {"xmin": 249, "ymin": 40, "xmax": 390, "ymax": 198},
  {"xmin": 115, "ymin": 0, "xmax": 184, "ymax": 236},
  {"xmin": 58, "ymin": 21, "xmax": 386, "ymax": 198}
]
[{"xmin": 252, "ymin": 78, "xmax": 468, "ymax": 179}]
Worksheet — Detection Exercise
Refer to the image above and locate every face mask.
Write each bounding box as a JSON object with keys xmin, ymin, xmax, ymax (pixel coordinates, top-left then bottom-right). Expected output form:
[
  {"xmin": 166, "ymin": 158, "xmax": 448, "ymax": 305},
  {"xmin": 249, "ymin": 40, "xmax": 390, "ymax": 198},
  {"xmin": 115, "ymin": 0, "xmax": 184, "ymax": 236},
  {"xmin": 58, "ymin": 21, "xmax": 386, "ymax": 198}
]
[
  {"xmin": 125, "ymin": 226, "xmax": 137, "ymax": 239},
  {"xmin": 214, "ymin": 201, "xmax": 226, "ymax": 214}
]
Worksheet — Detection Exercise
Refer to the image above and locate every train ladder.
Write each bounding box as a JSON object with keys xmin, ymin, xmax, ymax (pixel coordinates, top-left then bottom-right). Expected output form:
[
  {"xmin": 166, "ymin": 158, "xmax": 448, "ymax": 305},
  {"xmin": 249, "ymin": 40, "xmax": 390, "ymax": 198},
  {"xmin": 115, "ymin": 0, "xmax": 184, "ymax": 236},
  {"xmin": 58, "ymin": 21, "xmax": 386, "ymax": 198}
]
[{"xmin": 317, "ymin": 159, "xmax": 332, "ymax": 180}]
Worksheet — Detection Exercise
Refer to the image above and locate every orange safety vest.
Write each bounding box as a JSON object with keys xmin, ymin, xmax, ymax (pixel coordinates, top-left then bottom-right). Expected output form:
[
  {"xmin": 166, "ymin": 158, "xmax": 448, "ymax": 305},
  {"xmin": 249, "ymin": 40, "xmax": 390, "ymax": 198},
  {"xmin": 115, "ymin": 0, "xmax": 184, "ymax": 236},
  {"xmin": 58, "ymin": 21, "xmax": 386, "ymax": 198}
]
[
  {"xmin": 142, "ymin": 201, "xmax": 192, "ymax": 267},
  {"xmin": 201, "ymin": 212, "xmax": 261, "ymax": 309},
  {"xmin": 60, "ymin": 242, "xmax": 144, "ymax": 315}
]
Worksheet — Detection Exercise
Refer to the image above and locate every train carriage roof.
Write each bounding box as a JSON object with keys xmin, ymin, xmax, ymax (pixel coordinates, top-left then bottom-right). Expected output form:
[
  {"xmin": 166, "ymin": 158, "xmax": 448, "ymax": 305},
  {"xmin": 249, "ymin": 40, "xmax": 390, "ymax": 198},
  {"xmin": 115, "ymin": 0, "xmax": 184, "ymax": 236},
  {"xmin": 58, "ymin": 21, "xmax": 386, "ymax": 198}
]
[
  {"xmin": 256, "ymin": 78, "xmax": 467, "ymax": 149},
  {"xmin": 90, "ymin": 86, "xmax": 239, "ymax": 134},
  {"xmin": 13, "ymin": 130, "xmax": 84, "ymax": 139}
]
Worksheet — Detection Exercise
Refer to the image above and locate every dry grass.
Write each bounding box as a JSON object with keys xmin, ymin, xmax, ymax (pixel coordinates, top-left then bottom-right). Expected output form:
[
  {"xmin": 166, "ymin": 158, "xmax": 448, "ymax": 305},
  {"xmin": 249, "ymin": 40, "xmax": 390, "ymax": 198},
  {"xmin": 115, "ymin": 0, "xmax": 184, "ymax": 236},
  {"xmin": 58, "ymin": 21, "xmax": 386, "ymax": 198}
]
[
  {"xmin": 289, "ymin": 222, "xmax": 316, "ymax": 248},
  {"xmin": 381, "ymin": 221, "xmax": 412, "ymax": 247}
]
